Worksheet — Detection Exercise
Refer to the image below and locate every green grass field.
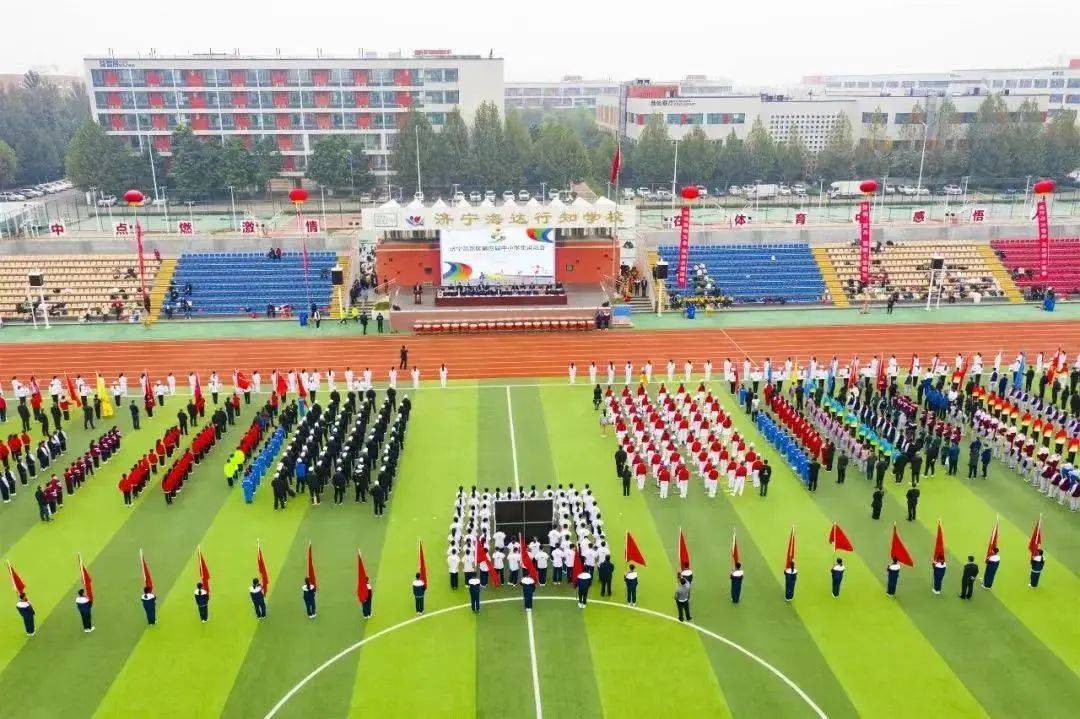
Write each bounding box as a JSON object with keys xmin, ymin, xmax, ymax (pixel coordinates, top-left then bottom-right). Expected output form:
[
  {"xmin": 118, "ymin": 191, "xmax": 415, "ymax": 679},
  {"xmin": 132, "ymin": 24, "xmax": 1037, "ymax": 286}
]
[{"xmin": 1, "ymin": 379, "xmax": 1078, "ymax": 718}]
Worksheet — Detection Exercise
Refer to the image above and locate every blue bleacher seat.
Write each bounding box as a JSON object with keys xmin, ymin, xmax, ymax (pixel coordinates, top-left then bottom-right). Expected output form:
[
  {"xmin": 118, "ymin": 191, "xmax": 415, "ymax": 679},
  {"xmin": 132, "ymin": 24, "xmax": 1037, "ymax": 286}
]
[
  {"xmin": 657, "ymin": 243, "xmax": 825, "ymax": 304},
  {"xmin": 169, "ymin": 251, "xmax": 337, "ymax": 316}
]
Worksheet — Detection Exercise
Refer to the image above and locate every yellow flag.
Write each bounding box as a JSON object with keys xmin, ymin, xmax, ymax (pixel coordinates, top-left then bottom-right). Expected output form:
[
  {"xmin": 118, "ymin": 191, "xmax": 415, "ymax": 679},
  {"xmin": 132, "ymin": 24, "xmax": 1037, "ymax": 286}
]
[{"xmin": 96, "ymin": 374, "xmax": 115, "ymax": 418}]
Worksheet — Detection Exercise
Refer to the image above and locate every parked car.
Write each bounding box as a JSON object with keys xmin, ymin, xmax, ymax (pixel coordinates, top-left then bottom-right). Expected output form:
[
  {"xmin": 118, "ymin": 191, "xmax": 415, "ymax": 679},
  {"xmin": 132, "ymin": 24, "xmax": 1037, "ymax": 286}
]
[
  {"xmin": 778, "ymin": 184, "xmax": 792, "ymax": 196},
  {"xmin": 151, "ymin": 197, "xmax": 170, "ymax": 207},
  {"xmin": 483, "ymin": 190, "xmax": 496, "ymax": 202},
  {"xmin": 695, "ymin": 185, "xmax": 709, "ymax": 197},
  {"xmin": 552, "ymin": 189, "xmax": 566, "ymax": 201},
  {"xmin": 792, "ymin": 182, "xmax": 807, "ymax": 194},
  {"xmin": 413, "ymin": 191, "xmax": 425, "ymax": 202},
  {"xmin": 620, "ymin": 188, "xmax": 636, "ymax": 201},
  {"xmin": 502, "ymin": 190, "xmax": 515, "ymax": 202},
  {"xmin": 96, "ymin": 195, "xmax": 118, "ymax": 207},
  {"xmin": 1001, "ymin": 187, "xmax": 1020, "ymax": 195},
  {"xmin": 654, "ymin": 189, "xmax": 673, "ymax": 200},
  {"xmin": 727, "ymin": 185, "xmax": 743, "ymax": 196},
  {"xmin": 452, "ymin": 191, "xmax": 465, "ymax": 203},
  {"xmin": 359, "ymin": 192, "xmax": 373, "ymax": 203},
  {"xmin": 635, "ymin": 186, "xmax": 651, "ymax": 198},
  {"xmin": 941, "ymin": 184, "xmax": 963, "ymax": 196},
  {"xmin": 18, "ymin": 188, "xmax": 43, "ymax": 198},
  {"xmin": 884, "ymin": 184, "xmax": 897, "ymax": 194},
  {"xmin": 0, "ymin": 191, "xmax": 27, "ymax": 201},
  {"xmin": 517, "ymin": 190, "xmax": 531, "ymax": 201}
]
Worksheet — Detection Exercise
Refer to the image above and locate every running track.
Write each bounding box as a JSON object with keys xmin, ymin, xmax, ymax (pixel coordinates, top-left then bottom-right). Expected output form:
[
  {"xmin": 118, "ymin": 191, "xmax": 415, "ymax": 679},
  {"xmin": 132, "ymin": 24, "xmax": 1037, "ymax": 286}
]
[{"xmin": 2, "ymin": 320, "xmax": 1078, "ymax": 380}]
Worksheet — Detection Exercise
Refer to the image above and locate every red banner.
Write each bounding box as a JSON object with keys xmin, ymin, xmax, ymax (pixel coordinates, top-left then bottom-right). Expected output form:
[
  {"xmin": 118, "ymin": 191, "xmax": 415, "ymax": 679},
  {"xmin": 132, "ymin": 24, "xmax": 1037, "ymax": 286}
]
[
  {"xmin": 858, "ymin": 200, "xmax": 871, "ymax": 284},
  {"xmin": 676, "ymin": 205, "xmax": 691, "ymax": 288},
  {"xmin": 1036, "ymin": 198, "xmax": 1049, "ymax": 280}
]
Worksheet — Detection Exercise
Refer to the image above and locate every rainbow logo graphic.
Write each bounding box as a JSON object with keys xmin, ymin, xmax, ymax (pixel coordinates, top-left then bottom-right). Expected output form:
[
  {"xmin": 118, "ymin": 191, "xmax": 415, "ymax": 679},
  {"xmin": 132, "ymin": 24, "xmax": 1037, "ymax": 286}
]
[
  {"xmin": 526, "ymin": 227, "xmax": 554, "ymax": 243},
  {"xmin": 405, "ymin": 215, "xmax": 424, "ymax": 227},
  {"xmin": 442, "ymin": 261, "xmax": 473, "ymax": 281}
]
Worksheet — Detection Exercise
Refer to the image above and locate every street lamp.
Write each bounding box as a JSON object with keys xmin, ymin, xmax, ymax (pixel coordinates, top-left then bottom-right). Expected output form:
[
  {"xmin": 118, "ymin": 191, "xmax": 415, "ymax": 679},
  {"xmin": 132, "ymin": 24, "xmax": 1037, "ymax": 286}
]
[
  {"xmin": 184, "ymin": 201, "xmax": 195, "ymax": 228},
  {"xmin": 226, "ymin": 185, "xmax": 237, "ymax": 232},
  {"xmin": 89, "ymin": 187, "xmax": 104, "ymax": 232},
  {"xmin": 123, "ymin": 189, "xmax": 150, "ymax": 319},
  {"xmin": 915, "ymin": 122, "xmax": 928, "ymax": 198}
]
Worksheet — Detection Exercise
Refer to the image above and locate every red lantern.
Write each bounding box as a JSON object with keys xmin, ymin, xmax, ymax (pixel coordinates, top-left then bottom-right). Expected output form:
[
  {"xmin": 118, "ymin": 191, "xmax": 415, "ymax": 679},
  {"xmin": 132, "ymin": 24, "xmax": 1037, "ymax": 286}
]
[
  {"xmin": 680, "ymin": 186, "xmax": 699, "ymax": 200},
  {"xmin": 124, "ymin": 189, "xmax": 145, "ymax": 206},
  {"xmin": 859, "ymin": 180, "xmax": 878, "ymax": 194},
  {"xmin": 1033, "ymin": 179, "xmax": 1055, "ymax": 195},
  {"xmin": 288, "ymin": 188, "xmax": 309, "ymax": 204}
]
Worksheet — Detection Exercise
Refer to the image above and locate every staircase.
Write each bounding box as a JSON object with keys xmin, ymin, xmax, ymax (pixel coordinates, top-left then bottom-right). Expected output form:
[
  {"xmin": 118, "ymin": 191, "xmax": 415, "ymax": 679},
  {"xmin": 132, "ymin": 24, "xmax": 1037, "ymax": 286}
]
[
  {"xmin": 977, "ymin": 244, "xmax": 1023, "ymax": 303},
  {"xmin": 811, "ymin": 246, "xmax": 849, "ymax": 308},
  {"xmin": 148, "ymin": 257, "xmax": 177, "ymax": 323},
  {"xmin": 331, "ymin": 254, "xmax": 350, "ymax": 318},
  {"xmin": 646, "ymin": 249, "xmax": 668, "ymax": 312}
]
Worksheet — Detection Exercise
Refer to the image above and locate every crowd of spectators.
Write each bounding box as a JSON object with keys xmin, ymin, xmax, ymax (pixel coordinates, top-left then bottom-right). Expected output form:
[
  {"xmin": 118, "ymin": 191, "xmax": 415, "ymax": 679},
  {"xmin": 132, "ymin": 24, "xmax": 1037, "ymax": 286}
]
[{"xmin": 437, "ymin": 282, "xmax": 566, "ymax": 299}]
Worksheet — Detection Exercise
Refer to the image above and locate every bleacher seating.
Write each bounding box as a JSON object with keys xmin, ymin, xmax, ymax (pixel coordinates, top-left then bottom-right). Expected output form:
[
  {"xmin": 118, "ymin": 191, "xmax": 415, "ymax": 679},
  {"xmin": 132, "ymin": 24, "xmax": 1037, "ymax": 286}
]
[
  {"xmin": 656, "ymin": 243, "xmax": 826, "ymax": 303},
  {"xmin": 169, "ymin": 251, "xmax": 337, "ymax": 317},
  {"xmin": 824, "ymin": 241, "xmax": 1004, "ymax": 303},
  {"xmin": 0, "ymin": 254, "xmax": 160, "ymax": 320},
  {"xmin": 990, "ymin": 238, "xmax": 1080, "ymax": 295}
]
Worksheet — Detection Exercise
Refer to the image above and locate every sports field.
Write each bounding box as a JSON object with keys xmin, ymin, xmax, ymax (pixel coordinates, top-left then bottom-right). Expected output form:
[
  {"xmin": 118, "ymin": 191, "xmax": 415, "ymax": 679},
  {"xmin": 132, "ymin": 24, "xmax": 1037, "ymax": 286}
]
[{"xmin": 2, "ymin": 357, "xmax": 1079, "ymax": 718}]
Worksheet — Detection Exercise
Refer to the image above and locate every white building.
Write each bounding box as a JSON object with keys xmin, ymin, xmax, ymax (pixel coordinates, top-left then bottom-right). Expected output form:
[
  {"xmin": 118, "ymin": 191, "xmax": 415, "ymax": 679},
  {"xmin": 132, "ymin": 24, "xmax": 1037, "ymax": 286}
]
[
  {"xmin": 83, "ymin": 50, "xmax": 504, "ymax": 177},
  {"xmin": 505, "ymin": 76, "xmax": 620, "ymax": 112}
]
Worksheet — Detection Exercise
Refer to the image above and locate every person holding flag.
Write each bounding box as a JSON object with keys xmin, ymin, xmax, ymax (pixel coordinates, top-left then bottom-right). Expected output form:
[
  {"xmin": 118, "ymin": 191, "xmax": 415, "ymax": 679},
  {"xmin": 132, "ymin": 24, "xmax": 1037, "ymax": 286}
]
[
  {"xmin": 888, "ymin": 525, "xmax": 915, "ymax": 596},
  {"xmin": 357, "ymin": 551, "xmax": 373, "ymax": 619},
  {"xmin": 730, "ymin": 530, "xmax": 743, "ymax": 604},
  {"xmin": 303, "ymin": 544, "xmax": 318, "ymax": 618},
  {"xmin": 677, "ymin": 530, "xmax": 692, "ymax": 584},
  {"xmin": 623, "ymin": 564, "xmax": 639, "ymax": 606},
  {"xmin": 10, "ymin": 563, "xmax": 34, "ymax": 636},
  {"xmin": 411, "ymin": 573, "xmax": 427, "ymax": 614},
  {"xmin": 1028, "ymin": 517, "xmax": 1045, "ymax": 588},
  {"xmin": 931, "ymin": 521, "xmax": 948, "ymax": 595},
  {"xmin": 140, "ymin": 551, "xmax": 156, "ymax": 625},
  {"xmin": 467, "ymin": 574, "xmax": 482, "ymax": 613},
  {"xmin": 250, "ymin": 579, "xmax": 268, "ymax": 619},
  {"xmin": 983, "ymin": 522, "xmax": 1001, "ymax": 589},
  {"xmin": 195, "ymin": 549, "xmax": 211, "ymax": 622},
  {"xmin": 783, "ymin": 528, "xmax": 798, "ymax": 601},
  {"xmin": 829, "ymin": 522, "xmax": 854, "ymax": 597},
  {"xmin": 75, "ymin": 589, "xmax": 93, "ymax": 633},
  {"xmin": 520, "ymin": 569, "xmax": 536, "ymax": 611},
  {"xmin": 95, "ymin": 374, "xmax": 115, "ymax": 419}
]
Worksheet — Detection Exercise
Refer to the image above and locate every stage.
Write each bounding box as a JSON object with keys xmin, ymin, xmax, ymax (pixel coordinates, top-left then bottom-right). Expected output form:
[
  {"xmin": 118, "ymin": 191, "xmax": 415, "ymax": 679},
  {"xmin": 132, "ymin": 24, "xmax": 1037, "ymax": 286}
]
[{"xmin": 392, "ymin": 283, "xmax": 611, "ymax": 329}]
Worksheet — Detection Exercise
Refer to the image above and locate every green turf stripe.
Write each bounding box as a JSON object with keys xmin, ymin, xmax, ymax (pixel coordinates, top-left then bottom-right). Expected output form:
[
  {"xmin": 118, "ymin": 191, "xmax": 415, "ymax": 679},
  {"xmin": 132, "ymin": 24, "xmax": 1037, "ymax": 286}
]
[
  {"xmin": 93, "ymin": 409, "xmax": 311, "ymax": 718},
  {"xmin": 0, "ymin": 405, "xmax": 175, "ymax": 675},
  {"xmin": 714, "ymin": 388, "xmax": 987, "ymax": 717},
  {"xmin": 346, "ymin": 387, "xmax": 479, "ymax": 716},
  {"xmin": 474, "ymin": 385, "xmax": 536, "ymax": 717},
  {"xmin": 538, "ymin": 386, "xmax": 731, "ymax": 718}
]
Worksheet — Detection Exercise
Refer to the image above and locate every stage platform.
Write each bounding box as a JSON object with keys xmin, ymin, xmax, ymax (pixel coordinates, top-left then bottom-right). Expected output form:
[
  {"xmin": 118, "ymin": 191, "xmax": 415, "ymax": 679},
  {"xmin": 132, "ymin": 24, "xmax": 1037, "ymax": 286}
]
[{"xmin": 392, "ymin": 283, "xmax": 610, "ymax": 329}]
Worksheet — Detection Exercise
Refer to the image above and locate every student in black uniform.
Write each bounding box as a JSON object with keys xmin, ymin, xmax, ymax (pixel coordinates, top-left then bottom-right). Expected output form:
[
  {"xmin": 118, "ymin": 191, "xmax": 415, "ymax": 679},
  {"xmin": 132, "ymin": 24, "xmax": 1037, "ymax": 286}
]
[
  {"xmin": 141, "ymin": 587, "xmax": 157, "ymax": 625},
  {"xmin": 75, "ymin": 589, "xmax": 93, "ymax": 633},
  {"xmin": 302, "ymin": 578, "xmax": 317, "ymax": 618},
  {"xmin": 905, "ymin": 482, "xmax": 920, "ymax": 521},
  {"xmin": 468, "ymin": 575, "xmax": 482, "ymax": 613},
  {"xmin": 1029, "ymin": 550, "xmax": 1045, "ymax": 588},
  {"xmin": 620, "ymin": 466, "xmax": 631, "ymax": 496},
  {"xmin": 194, "ymin": 583, "xmax": 210, "ymax": 622},
  {"xmin": 597, "ymin": 556, "xmax": 614, "ymax": 597},
  {"xmin": 576, "ymin": 568, "xmax": 592, "ymax": 607},
  {"xmin": 16, "ymin": 593, "xmax": 35, "ymax": 636},
  {"xmin": 870, "ymin": 488, "xmax": 884, "ymax": 520},
  {"xmin": 623, "ymin": 564, "xmax": 638, "ymax": 606},
  {"xmin": 885, "ymin": 558, "xmax": 902, "ymax": 596},
  {"xmin": 831, "ymin": 558, "xmax": 845, "ymax": 597},
  {"xmin": 959, "ymin": 556, "xmax": 979, "ymax": 599},
  {"xmin": 250, "ymin": 579, "xmax": 267, "ymax": 619},
  {"xmin": 730, "ymin": 563, "xmax": 744, "ymax": 604},
  {"xmin": 412, "ymin": 573, "xmax": 426, "ymax": 614},
  {"xmin": 521, "ymin": 574, "xmax": 536, "ymax": 610}
]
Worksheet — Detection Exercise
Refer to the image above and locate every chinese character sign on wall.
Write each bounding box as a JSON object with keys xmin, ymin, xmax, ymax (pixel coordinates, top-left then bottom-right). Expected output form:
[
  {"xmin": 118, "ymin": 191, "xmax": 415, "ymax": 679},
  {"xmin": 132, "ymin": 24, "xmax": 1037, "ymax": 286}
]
[
  {"xmin": 113, "ymin": 221, "xmax": 131, "ymax": 237},
  {"xmin": 177, "ymin": 220, "xmax": 195, "ymax": 235},
  {"xmin": 49, "ymin": 221, "xmax": 67, "ymax": 237},
  {"xmin": 911, "ymin": 208, "xmax": 927, "ymax": 224},
  {"xmin": 969, "ymin": 207, "xmax": 987, "ymax": 223},
  {"xmin": 793, "ymin": 212, "xmax": 807, "ymax": 226},
  {"xmin": 304, "ymin": 219, "xmax": 321, "ymax": 234},
  {"xmin": 240, "ymin": 219, "xmax": 257, "ymax": 235}
]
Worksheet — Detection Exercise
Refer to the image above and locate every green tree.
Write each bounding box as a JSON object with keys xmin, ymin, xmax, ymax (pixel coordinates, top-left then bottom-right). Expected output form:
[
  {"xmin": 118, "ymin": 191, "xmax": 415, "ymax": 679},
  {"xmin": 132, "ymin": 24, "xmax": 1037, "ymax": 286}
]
[
  {"xmin": 967, "ymin": 94, "xmax": 1011, "ymax": 182},
  {"xmin": 530, "ymin": 120, "xmax": 589, "ymax": 188},
  {"xmin": 815, "ymin": 113, "xmax": 856, "ymax": 181},
  {"xmin": 1043, "ymin": 109, "xmax": 1080, "ymax": 179},
  {"xmin": 0, "ymin": 138, "xmax": 18, "ymax": 187},
  {"xmin": 630, "ymin": 115, "xmax": 674, "ymax": 185},
  {"xmin": 429, "ymin": 109, "xmax": 470, "ymax": 190},
  {"xmin": 503, "ymin": 110, "xmax": 533, "ymax": 188},
  {"xmin": 219, "ymin": 137, "xmax": 257, "ymax": 191},
  {"xmin": 716, "ymin": 129, "xmax": 751, "ymax": 188},
  {"xmin": 307, "ymin": 136, "xmax": 354, "ymax": 190},
  {"xmin": 249, "ymin": 137, "xmax": 279, "ymax": 192},
  {"xmin": 778, "ymin": 126, "xmax": 808, "ymax": 183},
  {"xmin": 854, "ymin": 107, "xmax": 890, "ymax": 178},
  {"xmin": 167, "ymin": 125, "xmax": 223, "ymax": 198},
  {"xmin": 1002, "ymin": 99, "xmax": 1046, "ymax": 180},
  {"xmin": 64, "ymin": 120, "xmax": 129, "ymax": 192},
  {"xmin": 745, "ymin": 117, "xmax": 779, "ymax": 180},
  {"xmin": 391, "ymin": 109, "xmax": 435, "ymax": 194},
  {"xmin": 676, "ymin": 126, "xmax": 718, "ymax": 186},
  {"xmin": 0, "ymin": 75, "xmax": 88, "ymax": 183},
  {"xmin": 470, "ymin": 101, "xmax": 506, "ymax": 189},
  {"xmin": 588, "ymin": 132, "xmax": 619, "ymax": 193},
  {"xmin": 887, "ymin": 103, "xmax": 926, "ymax": 178}
]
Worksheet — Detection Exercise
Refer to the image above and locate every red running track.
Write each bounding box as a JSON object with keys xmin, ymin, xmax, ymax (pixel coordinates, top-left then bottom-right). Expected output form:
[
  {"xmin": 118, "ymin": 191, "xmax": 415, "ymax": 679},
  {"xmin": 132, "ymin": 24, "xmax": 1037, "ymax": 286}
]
[{"xmin": 1, "ymin": 320, "xmax": 1078, "ymax": 381}]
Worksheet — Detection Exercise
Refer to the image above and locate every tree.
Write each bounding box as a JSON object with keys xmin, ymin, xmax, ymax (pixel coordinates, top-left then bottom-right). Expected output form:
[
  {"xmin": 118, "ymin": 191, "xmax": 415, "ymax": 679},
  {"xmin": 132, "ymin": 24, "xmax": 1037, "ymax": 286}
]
[
  {"xmin": 676, "ymin": 126, "xmax": 718, "ymax": 186},
  {"xmin": 0, "ymin": 77, "xmax": 88, "ymax": 183},
  {"xmin": 503, "ymin": 110, "xmax": 532, "ymax": 187},
  {"xmin": 1043, "ymin": 109, "xmax": 1080, "ymax": 179},
  {"xmin": 430, "ymin": 108, "xmax": 471, "ymax": 190},
  {"xmin": 64, "ymin": 120, "xmax": 130, "ymax": 192},
  {"xmin": 219, "ymin": 137, "xmax": 257, "ymax": 191},
  {"xmin": 530, "ymin": 120, "xmax": 589, "ymax": 188},
  {"xmin": 630, "ymin": 115, "xmax": 674, "ymax": 185},
  {"xmin": 854, "ymin": 107, "xmax": 890, "ymax": 178},
  {"xmin": 745, "ymin": 117, "xmax": 779, "ymax": 181},
  {"xmin": 307, "ymin": 136, "xmax": 354, "ymax": 190},
  {"xmin": 778, "ymin": 126, "xmax": 808, "ymax": 183},
  {"xmin": 0, "ymin": 139, "xmax": 17, "ymax": 187},
  {"xmin": 470, "ymin": 101, "xmax": 506, "ymax": 188},
  {"xmin": 390, "ymin": 109, "xmax": 435, "ymax": 195},
  {"xmin": 588, "ymin": 132, "xmax": 618, "ymax": 193},
  {"xmin": 249, "ymin": 137, "xmax": 279, "ymax": 193},
  {"xmin": 1003, "ymin": 99, "xmax": 1046, "ymax": 180},
  {"xmin": 167, "ymin": 125, "xmax": 223, "ymax": 198},
  {"xmin": 815, "ymin": 113, "xmax": 856, "ymax": 181},
  {"xmin": 967, "ymin": 94, "xmax": 1011, "ymax": 182},
  {"xmin": 716, "ymin": 130, "xmax": 751, "ymax": 188}
]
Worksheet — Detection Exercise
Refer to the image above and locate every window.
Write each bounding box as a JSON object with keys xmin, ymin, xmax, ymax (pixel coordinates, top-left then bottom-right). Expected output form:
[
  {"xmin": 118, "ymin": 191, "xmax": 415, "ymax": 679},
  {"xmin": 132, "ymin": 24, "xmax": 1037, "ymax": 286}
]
[
  {"xmin": 425, "ymin": 91, "xmax": 444, "ymax": 104},
  {"xmin": 1068, "ymin": 79, "xmax": 1080, "ymax": 88},
  {"xmin": 885, "ymin": 81, "xmax": 899, "ymax": 88},
  {"xmin": 1034, "ymin": 79, "xmax": 1048, "ymax": 88},
  {"xmin": 428, "ymin": 112, "xmax": 446, "ymax": 125},
  {"xmin": 444, "ymin": 90, "xmax": 459, "ymax": 104},
  {"xmin": 1004, "ymin": 79, "xmax": 1017, "ymax": 89},
  {"xmin": 991, "ymin": 80, "xmax": 1004, "ymax": 88},
  {"xmin": 1067, "ymin": 95, "xmax": 1080, "ymax": 104},
  {"xmin": 1018, "ymin": 79, "xmax": 1033, "ymax": 88},
  {"xmin": 861, "ymin": 112, "xmax": 887, "ymax": 124},
  {"xmin": 901, "ymin": 81, "xmax": 915, "ymax": 88},
  {"xmin": 1050, "ymin": 93, "xmax": 1064, "ymax": 103},
  {"xmin": 1050, "ymin": 78, "xmax": 1065, "ymax": 88}
]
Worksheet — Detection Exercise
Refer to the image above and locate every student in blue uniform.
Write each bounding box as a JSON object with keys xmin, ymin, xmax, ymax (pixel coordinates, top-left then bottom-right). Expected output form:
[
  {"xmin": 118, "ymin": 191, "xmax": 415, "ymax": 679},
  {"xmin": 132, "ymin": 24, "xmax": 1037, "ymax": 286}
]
[
  {"xmin": 830, "ymin": 558, "xmax": 845, "ymax": 597},
  {"xmin": 983, "ymin": 547, "xmax": 1000, "ymax": 589},
  {"xmin": 521, "ymin": 574, "xmax": 536, "ymax": 610},
  {"xmin": 784, "ymin": 562, "xmax": 798, "ymax": 601},
  {"xmin": 576, "ymin": 568, "xmax": 592, "ymax": 608},
  {"xmin": 194, "ymin": 583, "xmax": 210, "ymax": 622},
  {"xmin": 302, "ymin": 578, "xmax": 317, "ymax": 618},
  {"xmin": 411, "ymin": 573, "xmax": 426, "ymax": 614},
  {"xmin": 931, "ymin": 559, "xmax": 947, "ymax": 595},
  {"xmin": 1029, "ymin": 550, "xmax": 1045, "ymax": 588},
  {"xmin": 886, "ymin": 558, "xmax": 901, "ymax": 596},
  {"xmin": 360, "ymin": 580, "xmax": 373, "ymax": 618},
  {"xmin": 141, "ymin": 587, "xmax": 157, "ymax": 625},
  {"xmin": 623, "ymin": 564, "xmax": 638, "ymax": 606},
  {"xmin": 730, "ymin": 562, "xmax": 744, "ymax": 604},
  {"xmin": 249, "ymin": 579, "xmax": 267, "ymax": 619},
  {"xmin": 16, "ymin": 593, "xmax": 35, "ymax": 636},
  {"xmin": 467, "ymin": 575, "xmax": 482, "ymax": 613},
  {"xmin": 75, "ymin": 589, "xmax": 93, "ymax": 633}
]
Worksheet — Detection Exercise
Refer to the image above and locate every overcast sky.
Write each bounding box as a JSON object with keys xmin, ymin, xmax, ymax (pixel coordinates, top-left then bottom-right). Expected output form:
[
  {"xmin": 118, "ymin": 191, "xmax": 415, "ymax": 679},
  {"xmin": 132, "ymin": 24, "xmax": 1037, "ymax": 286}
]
[{"xmin": 5, "ymin": 0, "xmax": 1077, "ymax": 86}]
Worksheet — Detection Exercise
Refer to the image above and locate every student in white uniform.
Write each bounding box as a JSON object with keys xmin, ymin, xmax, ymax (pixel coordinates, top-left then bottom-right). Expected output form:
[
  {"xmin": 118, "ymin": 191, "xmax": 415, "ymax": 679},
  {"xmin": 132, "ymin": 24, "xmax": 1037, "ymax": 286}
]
[
  {"xmin": 588, "ymin": 362, "xmax": 597, "ymax": 385},
  {"xmin": 439, "ymin": 364, "xmax": 448, "ymax": 388},
  {"xmin": 388, "ymin": 368, "xmax": 398, "ymax": 389},
  {"xmin": 411, "ymin": 367, "xmax": 420, "ymax": 389},
  {"xmin": 568, "ymin": 362, "xmax": 577, "ymax": 384},
  {"xmin": 667, "ymin": 359, "xmax": 676, "ymax": 383}
]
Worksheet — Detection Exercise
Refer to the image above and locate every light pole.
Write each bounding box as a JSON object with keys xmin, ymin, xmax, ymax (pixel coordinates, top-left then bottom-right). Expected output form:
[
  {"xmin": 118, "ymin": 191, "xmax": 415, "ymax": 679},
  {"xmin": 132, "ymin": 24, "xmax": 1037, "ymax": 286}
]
[
  {"xmin": 320, "ymin": 185, "xmax": 328, "ymax": 232},
  {"xmin": 185, "ymin": 201, "xmax": 195, "ymax": 229},
  {"xmin": 227, "ymin": 185, "xmax": 237, "ymax": 232},
  {"xmin": 123, "ymin": 189, "xmax": 150, "ymax": 320},
  {"xmin": 670, "ymin": 139, "xmax": 680, "ymax": 211},
  {"xmin": 541, "ymin": 181, "xmax": 547, "ymax": 204},
  {"xmin": 160, "ymin": 186, "xmax": 170, "ymax": 234},
  {"xmin": 915, "ymin": 122, "xmax": 928, "ymax": 198},
  {"xmin": 90, "ymin": 187, "xmax": 104, "ymax": 232}
]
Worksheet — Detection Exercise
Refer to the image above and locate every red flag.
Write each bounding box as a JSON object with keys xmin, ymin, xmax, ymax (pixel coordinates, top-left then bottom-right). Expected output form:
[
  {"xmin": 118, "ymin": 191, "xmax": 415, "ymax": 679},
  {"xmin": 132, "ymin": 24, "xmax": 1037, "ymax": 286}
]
[
  {"xmin": 570, "ymin": 547, "xmax": 586, "ymax": 586},
  {"xmin": 986, "ymin": 521, "xmax": 1000, "ymax": 561},
  {"xmin": 890, "ymin": 525, "xmax": 915, "ymax": 567},
  {"xmin": 848, "ymin": 358, "xmax": 860, "ymax": 389},
  {"xmin": 144, "ymin": 371, "xmax": 154, "ymax": 408},
  {"xmin": 356, "ymin": 551, "xmax": 370, "ymax": 603},
  {"xmin": 306, "ymin": 543, "xmax": 318, "ymax": 589},
  {"xmin": 257, "ymin": 545, "xmax": 271, "ymax": 596},
  {"xmin": 298, "ymin": 376, "xmax": 308, "ymax": 399},
  {"xmin": 275, "ymin": 372, "xmax": 288, "ymax": 397},
  {"xmin": 1028, "ymin": 516, "xmax": 1043, "ymax": 557},
  {"xmin": 828, "ymin": 523, "xmax": 855, "ymax": 552},
  {"xmin": 677, "ymin": 529, "xmax": 691, "ymax": 569},
  {"xmin": 609, "ymin": 142, "xmax": 622, "ymax": 184},
  {"xmin": 65, "ymin": 375, "xmax": 81, "ymax": 408},
  {"xmin": 193, "ymin": 373, "xmax": 204, "ymax": 405},
  {"xmin": 875, "ymin": 356, "xmax": 886, "ymax": 392},
  {"xmin": 236, "ymin": 371, "xmax": 252, "ymax": 391},
  {"xmin": 417, "ymin": 540, "xmax": 428, "ymax": 589},
  {"xmin": 784, "ymin": 526, "xmax": 796, "ymax": 570},
  {"xmin": 731, "ymin": 530, "xmax": 740, "ymax": 568},
  {"xmin": 515, "ymin": 535, "xmax": 535, "ymax": 584},
  {"xmin": 140, "ymin": 550, "xmax": 154, "ymax": 593},
  {"xmin": 624, "ymin": 531, "xmax": 647, "ymax": 566},
  {"xmin": 933, "ymin": 521, "xmax": 946, "ymax": 564},
  {"xmin": 7, "ymin": 561, "xmax": 26, "ymax": 597},
  {"xmin": 198, "ymin": 548, "xmax": 211, "ymax": 597},
  {"xmin": 79, "ymin": 555, "xmax": 94, "ymax": 604}
]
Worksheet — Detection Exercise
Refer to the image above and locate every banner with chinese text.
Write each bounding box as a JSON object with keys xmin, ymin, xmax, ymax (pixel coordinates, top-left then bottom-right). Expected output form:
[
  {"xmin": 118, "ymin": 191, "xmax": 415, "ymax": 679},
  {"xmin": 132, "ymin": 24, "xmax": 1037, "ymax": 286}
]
[
  {"xmin": 858, "ymin": 201, "xmax": 871, "ymax": 284},
  {"xmin": 439, "ymin": 228, "xmax": 555, "ymax": 283},
  {"xmin": 1036, "ymin": 198, "xmax": 1049, "ymax": 279},
  {"xmin": 676, "ymin": 206, "xmax": 690, "ymax": 288}
]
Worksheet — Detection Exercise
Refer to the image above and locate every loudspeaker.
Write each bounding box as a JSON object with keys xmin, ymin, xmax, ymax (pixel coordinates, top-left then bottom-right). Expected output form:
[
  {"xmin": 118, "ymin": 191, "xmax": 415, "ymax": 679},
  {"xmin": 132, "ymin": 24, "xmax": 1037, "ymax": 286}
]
[
  {"xmin": 331, "ymin": 266, "xmax": 344, "ymax": 286},
  {"xmin": 930, "ymin": 256, "xmax": 945, "ymax": 270},
  {"xmin": 653, "ymin": 262, "xmax": 669, "ymax": 280},
  {"xmin": 27, "ymin": 273, "xmax": 44, "ymax": 288}
]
